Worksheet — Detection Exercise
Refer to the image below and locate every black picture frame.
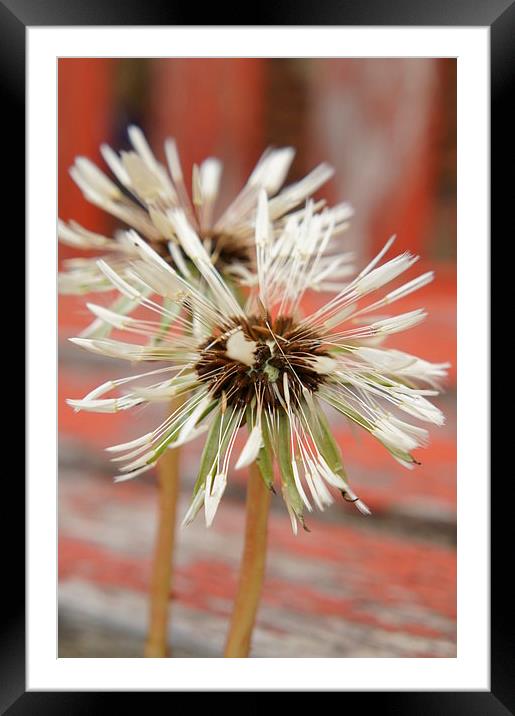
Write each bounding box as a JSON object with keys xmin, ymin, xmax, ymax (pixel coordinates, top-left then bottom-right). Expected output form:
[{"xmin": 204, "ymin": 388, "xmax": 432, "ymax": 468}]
[{"xmin": 7, "ymin": 0, "xmax": 501, "ymax": 712}]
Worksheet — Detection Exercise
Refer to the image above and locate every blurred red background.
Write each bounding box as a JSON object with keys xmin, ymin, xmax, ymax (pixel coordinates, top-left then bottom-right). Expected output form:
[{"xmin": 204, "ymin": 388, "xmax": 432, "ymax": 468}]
[{"xmin": 58, "ymin": 58, "xmax": 456, "ymax": 658}]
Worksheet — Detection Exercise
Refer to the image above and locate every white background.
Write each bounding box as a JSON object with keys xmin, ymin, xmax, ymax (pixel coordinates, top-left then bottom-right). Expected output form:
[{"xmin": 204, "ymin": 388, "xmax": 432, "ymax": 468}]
[{"xmin": 27, "ymin": 27, "xmax": 489, "ymax": 691}]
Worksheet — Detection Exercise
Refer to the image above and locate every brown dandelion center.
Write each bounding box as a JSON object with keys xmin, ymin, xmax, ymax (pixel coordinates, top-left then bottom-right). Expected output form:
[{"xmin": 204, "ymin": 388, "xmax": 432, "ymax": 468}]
[
  {"xmin": 195, "ymin": 314, "xmax": 331, "ymax": 409},
  {"xmin": 149, "ymin": 230, "xmax": 251, "ymax": 273},
  {"xmin": 202, "ymin": 231, "xmax": 252, "ymax": 271}
]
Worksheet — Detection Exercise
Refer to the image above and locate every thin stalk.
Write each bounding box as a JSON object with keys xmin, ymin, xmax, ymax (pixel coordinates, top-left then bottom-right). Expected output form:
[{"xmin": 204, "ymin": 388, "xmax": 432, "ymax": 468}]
[
  {"xmin": 224, "ymin": 461, "xmax": 272, "ymax": 657},
  {"xmin": 144, "ymin": 398, "xmax": 182, "ymax": 658}
]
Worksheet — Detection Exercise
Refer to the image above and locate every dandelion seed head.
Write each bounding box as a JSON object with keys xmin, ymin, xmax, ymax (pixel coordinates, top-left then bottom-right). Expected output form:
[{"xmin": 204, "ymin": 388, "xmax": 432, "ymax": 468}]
[{"xmin": 59, "ymin": 128, "xmax": 354, "ymax": 343}]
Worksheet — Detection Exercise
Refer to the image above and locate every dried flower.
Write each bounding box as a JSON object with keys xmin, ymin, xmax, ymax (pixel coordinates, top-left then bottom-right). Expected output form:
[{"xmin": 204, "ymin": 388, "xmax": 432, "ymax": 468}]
[
  {"xmin": 59, "ymin": 126, "xmax": 354, "ymax": 337},
  {"xmin": 68, "ymin": 193, "xmax": 448, "ymax": 533}
]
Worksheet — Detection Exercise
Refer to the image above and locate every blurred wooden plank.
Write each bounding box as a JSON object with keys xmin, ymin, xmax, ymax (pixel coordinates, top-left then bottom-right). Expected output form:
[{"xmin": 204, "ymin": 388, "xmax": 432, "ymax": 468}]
[
  {"xmin": 59, "ymin": 469, "xmax": 456, "ymax": 658},
  {"xmin": 58, "ymin": 59, "xmax": 115, "ymax": 262},
  {"xmin": 306, "ymin": 59, "xmax": 451, "ymax": 260},
  {"xmin": 149, "ymin": 58, "xmax": 266, "ymax": 211}
]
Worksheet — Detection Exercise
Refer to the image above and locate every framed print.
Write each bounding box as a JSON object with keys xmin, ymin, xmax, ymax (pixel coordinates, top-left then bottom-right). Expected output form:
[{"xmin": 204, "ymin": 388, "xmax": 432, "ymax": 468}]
[{"xmin": 7, "ymin": 0, "xmax": 503, "ymax": 711}]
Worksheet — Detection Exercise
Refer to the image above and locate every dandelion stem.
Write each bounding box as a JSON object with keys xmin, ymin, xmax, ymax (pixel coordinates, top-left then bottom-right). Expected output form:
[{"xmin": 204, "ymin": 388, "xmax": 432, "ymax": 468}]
[
  {"xmin": 144, "ymin": 398, "xmax": 182, "ymax": 658},
  {"xmin": 224, "ymin": 461, "xmax": 271, "ymax": 657}
]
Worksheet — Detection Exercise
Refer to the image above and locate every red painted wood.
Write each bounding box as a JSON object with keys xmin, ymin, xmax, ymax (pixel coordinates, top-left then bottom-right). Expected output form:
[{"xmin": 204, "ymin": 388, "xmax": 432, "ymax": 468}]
[
  {"xmin": 306, "ymin": 59, "xmax": 451, "ymax": 259},
  {"xmin": 59, "ymin": 534, "xmax": 455, "ymax": 634},
  {"xmin": 58, "ymin": 59, "xmax": 115, "ymax": 263},
  {"xmin": 149, "ymin": 59, "xmax": 266, "ymax": 209},
  {"xmin": 58, "ymin": 470, "xmax": 456, "ymax": 657}
]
